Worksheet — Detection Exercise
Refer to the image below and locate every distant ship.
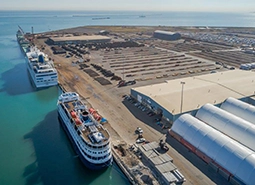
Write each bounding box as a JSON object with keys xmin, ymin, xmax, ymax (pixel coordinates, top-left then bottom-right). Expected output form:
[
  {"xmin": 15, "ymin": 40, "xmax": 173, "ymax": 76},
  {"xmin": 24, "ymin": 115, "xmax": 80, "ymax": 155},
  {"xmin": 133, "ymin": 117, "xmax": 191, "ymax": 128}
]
[
  {"xmin": 25, "ymin": 46, "xmax": 58, "ymax": 88},
  {"xmin": 57, "ymin": 92, "xmax": 113, "ymax": 170},
  {"xmin": 92, "ymin": 17, "xmax": 110, "ymax": 20}
]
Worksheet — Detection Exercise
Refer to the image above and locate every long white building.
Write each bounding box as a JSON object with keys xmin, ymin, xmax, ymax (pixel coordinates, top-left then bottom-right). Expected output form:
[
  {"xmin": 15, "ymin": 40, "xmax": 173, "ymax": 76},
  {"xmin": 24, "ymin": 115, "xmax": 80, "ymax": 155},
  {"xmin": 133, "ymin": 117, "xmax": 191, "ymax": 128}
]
[
  {"xmin": 196, "ymin": 103, "xmax": 255, "ymax": 151},
  {"xmin": 221, "ymin": 97, "xmax": 255, "ymax": 125},
  {"xmin": 170, "ymin": 114, "xmax": 255, "ymax": 185}
]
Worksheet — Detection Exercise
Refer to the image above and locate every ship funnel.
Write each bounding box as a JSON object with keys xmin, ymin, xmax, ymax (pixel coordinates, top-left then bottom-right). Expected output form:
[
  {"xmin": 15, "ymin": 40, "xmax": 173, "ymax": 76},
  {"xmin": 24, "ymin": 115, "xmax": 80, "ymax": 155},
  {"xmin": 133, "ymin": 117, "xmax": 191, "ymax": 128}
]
[{"xmin": 38, "ymin": 54, "xmax": 44, "ymax": 63}]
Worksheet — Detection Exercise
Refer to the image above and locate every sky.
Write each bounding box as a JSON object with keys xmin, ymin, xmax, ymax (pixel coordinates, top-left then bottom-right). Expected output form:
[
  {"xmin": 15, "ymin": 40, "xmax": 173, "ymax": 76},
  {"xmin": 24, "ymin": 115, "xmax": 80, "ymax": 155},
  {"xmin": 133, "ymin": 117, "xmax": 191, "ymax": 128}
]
[{"xmin": 1, "ymin": 0, "xmax": 255, "ymax": 12}]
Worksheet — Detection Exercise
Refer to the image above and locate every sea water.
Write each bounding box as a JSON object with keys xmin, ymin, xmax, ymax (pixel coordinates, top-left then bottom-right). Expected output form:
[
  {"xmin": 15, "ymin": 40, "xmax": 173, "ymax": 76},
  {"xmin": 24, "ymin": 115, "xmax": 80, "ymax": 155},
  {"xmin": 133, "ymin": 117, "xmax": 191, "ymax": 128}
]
[
  {"xmin": 0, "ymin": 10, "xmax": 255, "ymax": 185},
  {"xmin": 0, "ymin": 11, "xmax": 130, "ymax": 185}
]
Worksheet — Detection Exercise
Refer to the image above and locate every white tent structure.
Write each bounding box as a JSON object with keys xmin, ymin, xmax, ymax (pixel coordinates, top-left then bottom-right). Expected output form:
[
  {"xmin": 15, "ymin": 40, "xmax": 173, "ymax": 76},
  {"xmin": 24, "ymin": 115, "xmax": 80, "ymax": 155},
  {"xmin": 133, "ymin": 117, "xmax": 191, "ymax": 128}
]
[
  {"xmin": 221, "ymin": 97, "xmax": 255, "ymax": 125},
  {"xmin": 196, "ymin": 103, "xmax": 255, "ymax": 151},
  {"xmin": 171, "ymin": 114, "xmax": 255, "ymax": 185}
]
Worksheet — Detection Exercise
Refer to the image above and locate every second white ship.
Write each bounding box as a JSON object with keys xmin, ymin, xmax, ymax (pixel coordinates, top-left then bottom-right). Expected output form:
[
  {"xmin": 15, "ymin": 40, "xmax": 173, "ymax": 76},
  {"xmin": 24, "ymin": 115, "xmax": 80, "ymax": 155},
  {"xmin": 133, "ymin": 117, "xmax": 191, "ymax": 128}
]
[{"xmin": 25, "ymin": 46, "xmax": 58, "ymax": 88}]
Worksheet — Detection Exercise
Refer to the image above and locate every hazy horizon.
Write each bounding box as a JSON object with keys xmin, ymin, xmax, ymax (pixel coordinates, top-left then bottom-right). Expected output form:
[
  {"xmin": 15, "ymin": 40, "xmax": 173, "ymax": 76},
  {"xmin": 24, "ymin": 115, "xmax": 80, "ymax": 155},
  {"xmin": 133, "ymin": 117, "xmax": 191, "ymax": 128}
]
[{"xmin": 1, "ymin": 0, "xmax": 255, "ymax": 13}]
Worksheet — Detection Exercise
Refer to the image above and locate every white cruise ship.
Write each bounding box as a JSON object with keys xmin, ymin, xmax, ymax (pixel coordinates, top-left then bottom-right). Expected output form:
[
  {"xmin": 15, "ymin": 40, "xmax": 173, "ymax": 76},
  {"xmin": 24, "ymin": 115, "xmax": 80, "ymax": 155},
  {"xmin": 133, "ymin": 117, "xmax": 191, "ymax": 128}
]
[
  {"xmin": 57, "ymin": 92, "xmax": 113, "ymax": 170},
  {"xmin": 25, "ymin": 47, "xmax": 58, "ymax": 88}
]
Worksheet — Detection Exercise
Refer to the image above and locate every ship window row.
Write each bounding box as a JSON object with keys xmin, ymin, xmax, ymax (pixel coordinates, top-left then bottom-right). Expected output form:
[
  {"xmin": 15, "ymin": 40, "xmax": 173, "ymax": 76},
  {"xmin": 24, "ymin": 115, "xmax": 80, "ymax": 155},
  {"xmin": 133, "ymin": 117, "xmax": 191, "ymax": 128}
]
[
  {"xmin": 82, "ymin": 144, "xmax": 109, "ymax": 155},
  {"xmin": 37, "ymin": 79, "xmax": 56, "ymax": 83},
  {"xmin": 83, "ymin": 150, "xmax": 111, "ymax": 160},
  {"xmin": 37, "ymin": 77, "xmax": 57, "ymax": 80},
  {"xmin": 77, "ymin": 142, "xmax": 111, "ymax": 160},
  {"xmin": 36, "ymin": 74, "xmax": 57, "ymax": 77},
  {"xmin": 88, "ymin": 150, "xmax": 105, "ymax": 154},
  {"xmin": 77, "ymin": 139, "xmax": 110, "ymax": 155},
  {"xmin": 37, "ymin": 70, "xmax": 54, "ymax": 73}
]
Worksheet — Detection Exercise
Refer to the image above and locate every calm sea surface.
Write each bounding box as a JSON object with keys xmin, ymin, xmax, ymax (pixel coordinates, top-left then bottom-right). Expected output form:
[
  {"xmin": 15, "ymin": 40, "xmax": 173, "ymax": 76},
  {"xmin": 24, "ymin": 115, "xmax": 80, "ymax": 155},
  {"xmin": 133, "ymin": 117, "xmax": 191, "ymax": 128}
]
[{"xmin": 0, "ymin": 10, "xmax": 255, "ymax": 185}]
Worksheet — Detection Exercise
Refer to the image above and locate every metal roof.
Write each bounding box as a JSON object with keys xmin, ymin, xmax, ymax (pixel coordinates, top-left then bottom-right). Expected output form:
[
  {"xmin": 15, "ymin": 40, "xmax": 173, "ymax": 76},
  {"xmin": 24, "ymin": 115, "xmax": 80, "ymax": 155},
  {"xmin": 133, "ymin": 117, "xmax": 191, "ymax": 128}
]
[
  {"xmin": 143, "ymin": 150, "xmax": 159, "ymax": 159},
  {"xmin": 221, "ymin": 97, "xmax": 255, "ymax": 125},
  {"xmin": 139, "ymin": 142, "xmax": 185, "ymax": 184},
  {"xmin": 154, "ymin": 30, "xmax": 179, "ymax": 35},
  {"xmin": 132, "ymin": 70, "xmax": 255, "ymax": 115},
  {"xmin": 163, "ymin": 171, "xmax": 179, "ymax": 183},
  {"xmin": 155, "ymin": 162, "xmax": 177, "ymax": 173},
  {"xmin": 196, "ymin": 103, "xmax": 255, "ymax": 151},
  {"xmin": 150, "ymin": 153, "xmax": 173, "ymax": 165},
  {"xmin": 171, "ymin": 114, "xmax": 255, "ymax": 185},
  {"xmin": 141, "ymin": 141, "xmax": 159, "ymax": 151}
]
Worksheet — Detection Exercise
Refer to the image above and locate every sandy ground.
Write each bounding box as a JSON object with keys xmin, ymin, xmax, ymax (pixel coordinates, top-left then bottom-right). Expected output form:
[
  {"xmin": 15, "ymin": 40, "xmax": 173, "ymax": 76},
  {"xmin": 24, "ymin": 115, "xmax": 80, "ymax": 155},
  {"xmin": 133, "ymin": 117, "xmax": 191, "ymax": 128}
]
[{"xmin": 34, "ymin": 35, "xmax": 230, "ymax": 185}]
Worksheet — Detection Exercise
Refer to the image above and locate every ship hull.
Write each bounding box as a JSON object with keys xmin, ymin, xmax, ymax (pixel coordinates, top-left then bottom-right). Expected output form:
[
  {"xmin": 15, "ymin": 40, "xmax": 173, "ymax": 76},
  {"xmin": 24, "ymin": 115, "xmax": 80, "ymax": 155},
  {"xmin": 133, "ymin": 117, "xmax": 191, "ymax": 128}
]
[
  {"xmin": 26, "ymin": 58, "xmax": 58, "ymax": 89},
  {"xmin": 58, "ymin": 111, "xmax": 113, "ymax": 170},
  {"xmin": 18, "ymin": 43, "xmax": 27, "ymax": 55},
  {"xmin": 16, "ymin": 33, "xmax": 29, "ymax": 55}
]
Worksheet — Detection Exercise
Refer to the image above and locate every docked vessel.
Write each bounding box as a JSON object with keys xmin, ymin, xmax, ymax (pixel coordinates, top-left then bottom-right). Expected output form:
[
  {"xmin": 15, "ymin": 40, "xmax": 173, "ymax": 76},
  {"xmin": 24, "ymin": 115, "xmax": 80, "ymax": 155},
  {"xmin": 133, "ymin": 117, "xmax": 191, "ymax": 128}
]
[
  {"xmin": 57, "ymin": 92, "xmax": 113, "ymax": 170},
  {"xmin": 16, "ymin": 26, "xmax": 58, "ymax": 88},
  {"xmin": 25, "ymin": 46, "xmax": 58, "ymax": 88},
  {"xmin": 16, "ymin": 27, "xmax": 30, "ymax": 54}
]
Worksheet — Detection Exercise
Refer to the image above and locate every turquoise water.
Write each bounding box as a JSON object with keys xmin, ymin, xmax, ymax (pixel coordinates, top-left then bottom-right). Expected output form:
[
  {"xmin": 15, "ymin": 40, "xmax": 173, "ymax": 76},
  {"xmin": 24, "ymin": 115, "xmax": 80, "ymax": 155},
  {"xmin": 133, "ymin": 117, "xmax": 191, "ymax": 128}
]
[
  {"xmin": 0, "ymin": 11, "xmax": 129, "ymax": 185},
  {"xmin": 0, "ymin": 10, "xmax": 255, "ymax": 185}
]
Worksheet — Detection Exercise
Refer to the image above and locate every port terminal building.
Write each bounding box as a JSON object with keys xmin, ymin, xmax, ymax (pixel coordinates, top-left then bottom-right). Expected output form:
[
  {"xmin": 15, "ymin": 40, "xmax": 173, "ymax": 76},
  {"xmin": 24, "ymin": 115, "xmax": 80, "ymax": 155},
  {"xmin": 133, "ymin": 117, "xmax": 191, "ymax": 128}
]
[
  {"xmin": 153, "ymin": 30, "xmax": 181, "ymax": 41},
  {"xmin": 131, "ymin": 70, "xmax": 255, "ymax": 123},
  {"xmin": 47, "ymin": 35, "xmax": 111, "ymax": 45}
]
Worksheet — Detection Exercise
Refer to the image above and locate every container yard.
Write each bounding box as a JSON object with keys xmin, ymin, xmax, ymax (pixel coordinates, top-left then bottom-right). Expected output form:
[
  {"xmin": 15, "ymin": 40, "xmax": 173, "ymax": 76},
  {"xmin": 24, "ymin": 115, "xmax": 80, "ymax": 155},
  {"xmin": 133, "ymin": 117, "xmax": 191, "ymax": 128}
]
[{"xmin": 30, "ymin": 25, "xmax": 255, "ymax": 185}]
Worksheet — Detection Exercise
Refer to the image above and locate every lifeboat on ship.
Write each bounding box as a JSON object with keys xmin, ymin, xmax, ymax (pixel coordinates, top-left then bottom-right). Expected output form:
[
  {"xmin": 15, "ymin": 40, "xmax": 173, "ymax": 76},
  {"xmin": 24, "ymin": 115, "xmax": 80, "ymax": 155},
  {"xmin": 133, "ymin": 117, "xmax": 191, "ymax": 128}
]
[
  {"xmin": 93, "ymin": 113, "xmax": 101, "ymax": 121},
  {"xmin": 89, "ymin": 108, "xmax": 96, "ymax": 114},
  {"xmin": 70, "ymin": 111, "xmax": 77, "ymax": 118},
  {"xmin": 75, "ymin": 118, "xmax": 82, "ymax": 125}
]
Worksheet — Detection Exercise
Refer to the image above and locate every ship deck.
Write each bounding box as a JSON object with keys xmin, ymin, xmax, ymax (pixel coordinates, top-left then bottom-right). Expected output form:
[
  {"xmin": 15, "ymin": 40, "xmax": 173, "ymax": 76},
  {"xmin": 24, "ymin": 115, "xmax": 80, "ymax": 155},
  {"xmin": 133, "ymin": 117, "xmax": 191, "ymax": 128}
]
[{"xmin": 64, "ymin": 100, "xmax": 110, "ymax": 145}]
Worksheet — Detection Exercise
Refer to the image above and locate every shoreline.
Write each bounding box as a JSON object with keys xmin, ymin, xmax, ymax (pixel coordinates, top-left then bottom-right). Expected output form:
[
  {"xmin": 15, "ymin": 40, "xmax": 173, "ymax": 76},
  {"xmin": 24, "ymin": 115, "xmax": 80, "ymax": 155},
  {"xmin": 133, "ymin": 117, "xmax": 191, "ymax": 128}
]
[
  {"xmin": 29, "ymin": 25, "xmax": 254, "ymax": 185},
  {"xmin": 58, "ymin": 80, "xmax": 156, "ymax": 185}
]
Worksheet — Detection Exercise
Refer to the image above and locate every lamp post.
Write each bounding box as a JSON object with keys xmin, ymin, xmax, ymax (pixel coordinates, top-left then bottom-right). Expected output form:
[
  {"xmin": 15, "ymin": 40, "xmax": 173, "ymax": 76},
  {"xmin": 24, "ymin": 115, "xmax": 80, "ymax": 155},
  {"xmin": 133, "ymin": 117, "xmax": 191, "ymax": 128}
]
[
  {"xmin": 123, "ymin": 64, "xmax": 124, "ymax": 80},
  {"xmin": 180, "ymin": 81, "xmax": 185, "ymax": 113}
]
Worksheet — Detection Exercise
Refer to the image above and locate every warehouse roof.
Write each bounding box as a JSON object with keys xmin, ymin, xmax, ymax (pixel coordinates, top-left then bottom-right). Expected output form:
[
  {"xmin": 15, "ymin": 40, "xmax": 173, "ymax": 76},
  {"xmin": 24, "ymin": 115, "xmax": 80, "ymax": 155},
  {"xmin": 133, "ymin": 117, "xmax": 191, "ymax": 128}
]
[
  {"xmin": 221, "ymin": 97, "xmax": 255, "ymax": 125},
  {"xmin": 132, "ymin": 70, "xmax": 255, "ymax": 114},
  {"xmin": 196, "ymin": 103, "xmax": 255, "ymax": 151},
  {"xmin": 171, "ymin": 114, "xmax": 255, "ymax": 185},
  {"xmin": 154, "ymin": 30, "xmax": 179, "ymax": 35},
  {"xmin": 50, "ymin": 35, "xmax": 111, "ymax": 42}
]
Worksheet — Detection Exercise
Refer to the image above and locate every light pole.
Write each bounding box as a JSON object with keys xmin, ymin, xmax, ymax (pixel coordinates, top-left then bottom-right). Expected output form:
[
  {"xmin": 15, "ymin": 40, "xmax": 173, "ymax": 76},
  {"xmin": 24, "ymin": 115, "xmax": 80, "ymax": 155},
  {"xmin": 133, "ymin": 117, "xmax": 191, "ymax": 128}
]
[
  {"xmin": 180, "ymin": 81, "xmax": 185, "ymax": 114},
  {"xmin": 123, "ymin": 64, "xmax": 124, "ymax": 80}
]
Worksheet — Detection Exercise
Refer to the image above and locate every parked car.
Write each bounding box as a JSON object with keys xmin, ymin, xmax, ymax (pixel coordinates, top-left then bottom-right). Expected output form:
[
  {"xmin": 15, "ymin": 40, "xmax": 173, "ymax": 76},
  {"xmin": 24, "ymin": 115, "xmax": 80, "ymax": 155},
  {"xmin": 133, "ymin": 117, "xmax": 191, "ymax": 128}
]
[
  {"xmin": 148, "ymin": 112, "xmax": 156, "ymax": 117},
  {"xmin": 154, "ymin": 118, "xmax": 161, "ymax": 122},
  {"xmin": 135, "ymin": 127, "xmax": 143, "ymax": 134},
  {"xmin": 136, "ymin": 138, "xmax": 146, "ymax": 144},
  {"xmin": 134, "ymin": 102, "xmax": 140, "ymax": 107}
]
